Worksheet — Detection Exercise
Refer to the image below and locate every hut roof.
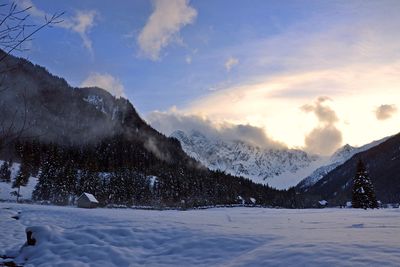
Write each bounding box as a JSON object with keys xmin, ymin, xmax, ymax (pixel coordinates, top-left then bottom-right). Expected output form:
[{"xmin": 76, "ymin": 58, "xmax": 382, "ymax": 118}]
[{"xmin": 80, "ymin": 192, "xmax": 99, "ymax": 203}]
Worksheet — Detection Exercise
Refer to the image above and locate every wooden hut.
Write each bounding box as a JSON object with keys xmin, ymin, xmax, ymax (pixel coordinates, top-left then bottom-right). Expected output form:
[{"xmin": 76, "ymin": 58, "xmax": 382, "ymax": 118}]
[{"xmin": 77, "ymin": 192, "xmax": 99, "ymax": 208}]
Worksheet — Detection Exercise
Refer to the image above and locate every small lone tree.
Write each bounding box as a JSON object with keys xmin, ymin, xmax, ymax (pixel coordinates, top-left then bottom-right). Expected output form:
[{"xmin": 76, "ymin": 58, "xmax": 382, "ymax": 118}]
[
  {"xmin": 11, "ymin": 162, "xmax": 30, "ymax": 202},
  {"xmin": 352, "ymin": 159, "xmax": 378, "ymax": 209},
  {"xmin": 0, "ymin": 161, "xmax": 11, "ymax": 182}
]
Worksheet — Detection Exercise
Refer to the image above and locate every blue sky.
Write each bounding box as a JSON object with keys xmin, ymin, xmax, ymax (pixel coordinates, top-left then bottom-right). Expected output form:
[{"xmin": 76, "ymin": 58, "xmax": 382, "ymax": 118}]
[
  {"xmin": 18, "ymin": 0, "xmax": 344, "ymax": 112},
  {"xmin": 14, "ymin": 0, "xmax": 400, "ymax": 154}
]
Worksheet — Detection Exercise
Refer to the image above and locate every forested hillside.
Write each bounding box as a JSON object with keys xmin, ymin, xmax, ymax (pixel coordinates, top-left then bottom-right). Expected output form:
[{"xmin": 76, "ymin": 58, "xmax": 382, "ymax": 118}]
[{"xmin": 0, "ymin": 50, "xmax": 301, "ymax": 208}]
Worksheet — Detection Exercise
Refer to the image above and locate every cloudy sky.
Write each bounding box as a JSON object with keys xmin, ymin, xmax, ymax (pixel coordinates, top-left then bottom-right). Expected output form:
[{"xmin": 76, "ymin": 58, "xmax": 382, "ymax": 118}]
[{"xmin": 15, "ymin": 0, "xmax": 400, "ymax": 155}]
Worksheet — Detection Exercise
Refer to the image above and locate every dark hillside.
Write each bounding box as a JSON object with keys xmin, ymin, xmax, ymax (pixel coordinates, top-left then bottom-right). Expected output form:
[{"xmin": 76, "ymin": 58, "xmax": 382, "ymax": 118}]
[{"xmin": 304, "ymin": 133, "xmax": 400, "ymax": 205}]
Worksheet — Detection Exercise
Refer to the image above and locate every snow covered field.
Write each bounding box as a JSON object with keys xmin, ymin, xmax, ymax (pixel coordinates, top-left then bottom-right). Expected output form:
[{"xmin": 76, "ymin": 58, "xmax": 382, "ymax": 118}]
[{"xmin": 1, "ymin": 204, "xmax": 400, "ymax": 267}]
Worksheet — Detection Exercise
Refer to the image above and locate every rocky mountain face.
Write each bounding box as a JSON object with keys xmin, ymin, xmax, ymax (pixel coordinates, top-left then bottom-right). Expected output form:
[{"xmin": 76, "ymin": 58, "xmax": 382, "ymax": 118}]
[
  {"xmin": 303, "ymin": 133, "xmax": 400, "ymax": 205},
  {"xmin": 171, "ymin": 130, "xmax": 320, "ymax": 189}
]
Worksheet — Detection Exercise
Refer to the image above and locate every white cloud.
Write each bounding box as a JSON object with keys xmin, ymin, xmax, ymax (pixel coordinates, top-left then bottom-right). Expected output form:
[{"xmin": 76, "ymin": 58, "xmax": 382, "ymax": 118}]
[
  {"xmin": 300, "ymin": 97, "xmax": 338, "ymax": 125},
  {"xmin": 147, "ymin": 109, "xmax": 285, "ymax": 149},
  {"xmin": 138, "ymin": 0, "xmax": 197, "ymax": 60},
  {"xmin": 301, "ymin": 97, "xmax": 342, "ymax": 155},
  {"xmin": 16, "ymin": 0, "xmax": 98, "ymax": 53},
  {"xmin": 375, "ymin": 104, "xmax": 397, "ymax": 120},
  {"xmin": 225, "ymin": 57, "xmax": 239, "ymax": 72},
  {"xmin": 304, "ymin": 125, "xmax": 342, "ymax": 156},
  {"xmin": 16, "ymin": 0, "xmax": 45, "ymax": 17},
  {"xmin": 183, "ymin": 3, "xmax": 400, "ymax": 149},
  {"xmin": 185, "ymin": 55, "xmax": 192, "ymax": 64},
  {"xmin": 81, "ymin": 73, "xmax": 125, "ymax": 98},
  {"xmin": 185, "ymin": 63, "xmax": 400, "ymax": 150},
  {"xmin": 61, "ymin": 10, "xmax": 98, "ymax": 53}
]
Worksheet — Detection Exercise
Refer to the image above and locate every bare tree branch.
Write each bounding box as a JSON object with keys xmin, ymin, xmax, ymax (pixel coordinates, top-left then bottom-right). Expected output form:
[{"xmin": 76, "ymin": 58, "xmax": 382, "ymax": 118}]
[{"xmin": 0, "ymin": 3, "xmax": 64, "ymax": 62}]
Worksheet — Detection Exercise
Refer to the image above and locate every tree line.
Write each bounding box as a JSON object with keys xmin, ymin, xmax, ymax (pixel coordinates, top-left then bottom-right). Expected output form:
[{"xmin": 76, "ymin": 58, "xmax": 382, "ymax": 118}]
[{"xmin": 0, "ymin": 137, "xmax": 303, "ymax": 208}]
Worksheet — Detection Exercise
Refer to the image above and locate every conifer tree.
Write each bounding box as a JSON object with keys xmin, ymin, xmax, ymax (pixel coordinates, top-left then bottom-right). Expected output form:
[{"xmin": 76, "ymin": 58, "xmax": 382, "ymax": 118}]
[
  {"xmin": 0, "ymin": 161, "xmax": 11, "ymax": 182},
  {"xmin": 11, "ymin": 163, "xmax": 30, "ymax": 202},
  {"xmin": 77, "ymin": 169, "xmax": 101, "ymax": 198},
  {"xmin": 32, "ymin": 149, "xmax": 58, "ymax": 201},
  {"xmin": 51, "ymin": 161, "xmax": 77, "ymax": 205},
  {"xmin": 352, "ymin": 160, "xmax": 378, "ymax": 209}
]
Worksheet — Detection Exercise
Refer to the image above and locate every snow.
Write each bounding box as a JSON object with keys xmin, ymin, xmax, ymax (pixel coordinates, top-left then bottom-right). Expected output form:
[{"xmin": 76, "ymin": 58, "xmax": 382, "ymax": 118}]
[
  {"xmin": 1, "ymin": 203, "xmax": 400, "ymax": 266},
  {"xmin": 81, "ymin": 192, "xmax": 98, "ymax": 203},
  {"xmin": 265, "ymin": 156, "xmax": 329, "ymax": 189},
  {"xmin": 83, "ymin": 95, "xmax": 107, "ymax": 114},
  {"xmin": 319, "ymin": 200, "xmax": 328, "ymax": 206},
  {"xmin": 237, "ymin": 196, "xmax": 245, "ymax": 205},
  {"xmin": 148, "ymin": 175, "xmax": 158, "ymax": 188},
  {"xmin": 0, "ymin": 177, "xmax": 37, "ymax": 201}
]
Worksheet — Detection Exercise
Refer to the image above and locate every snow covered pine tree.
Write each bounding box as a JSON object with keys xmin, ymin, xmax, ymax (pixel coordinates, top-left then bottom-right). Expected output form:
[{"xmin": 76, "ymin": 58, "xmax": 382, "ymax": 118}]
[{"xmin": 352, "ymin": 159, "xmax": 378, "ymax": 209}]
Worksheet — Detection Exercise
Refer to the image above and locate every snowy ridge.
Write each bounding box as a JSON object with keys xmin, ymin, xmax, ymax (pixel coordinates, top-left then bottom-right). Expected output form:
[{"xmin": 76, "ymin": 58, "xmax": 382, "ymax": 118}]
[
  {"xmin": 298, "ymin": 136, "xmax": 390, "ymax": 189},
  {"xmin": 171, "ymin": 130, "xmax": 320, "ymax": 189}
]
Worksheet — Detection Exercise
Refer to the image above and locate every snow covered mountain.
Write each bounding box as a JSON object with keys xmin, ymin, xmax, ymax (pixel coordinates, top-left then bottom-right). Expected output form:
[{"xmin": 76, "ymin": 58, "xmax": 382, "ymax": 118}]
[
  {"xmin": 171, "ymin": 130, "xmax": 321, "ymax": 189},
  {"xmin": 171, "ymin": 130, "xmax": 390, "ymax": 190},
  {"xmin": 297, "ymin": 137, "xmax": 389, "ymax": 189}
]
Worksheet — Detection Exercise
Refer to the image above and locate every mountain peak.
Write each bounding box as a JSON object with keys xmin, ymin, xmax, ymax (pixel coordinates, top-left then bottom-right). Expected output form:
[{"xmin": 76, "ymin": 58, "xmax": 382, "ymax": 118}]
[{"xmin": 330, "ymin": 144, "xmax": 356, "ymax": 163}]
